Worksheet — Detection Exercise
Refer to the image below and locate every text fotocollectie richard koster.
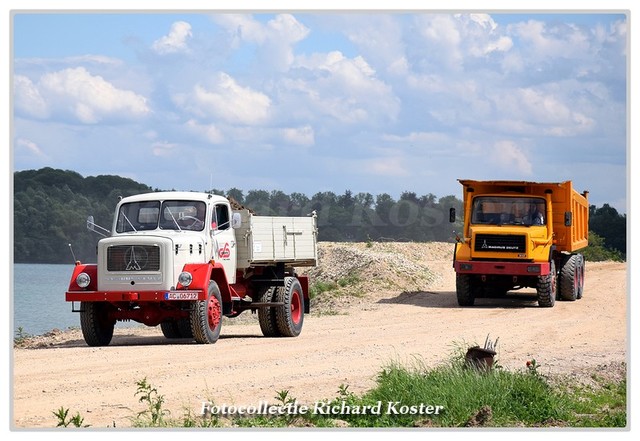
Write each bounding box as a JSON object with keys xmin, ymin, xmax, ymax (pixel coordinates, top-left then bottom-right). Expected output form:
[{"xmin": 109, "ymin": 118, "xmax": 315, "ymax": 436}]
[{"xmin": 201, "ymin": 400, "xmax": 444, "ymax": 416}]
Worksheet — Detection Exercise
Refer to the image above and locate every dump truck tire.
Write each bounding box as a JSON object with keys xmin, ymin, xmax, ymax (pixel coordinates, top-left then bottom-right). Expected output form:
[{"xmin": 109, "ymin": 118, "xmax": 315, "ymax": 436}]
[
  {"xmin": 191, "ymin": 281, "xmax": 223, "ymax": 344},
  {"xmin": 160, "ymin": 318, "xmax": 192, "ymax": 339},
  {"xmin": 537, "ymin": 260, "xmax": 557, "ymax": 307},
  {"xmin": 274, "ymin": 277, "xmax": 304, "ymax": 337},
  {"xmin": 456, "ymin": 274, "xmax": 475, "ymax": 306},
  {"xmin": 258, "ymin": 286, "xmax": 281, "ymax": 337},
  {"xmin": 80, "ymin": 301, "xmax": 115, "ymax": 347},
  {"xmin": 160, "ymin": 320, "xmax": 181, "ymax": 338},
  {"xmin": 559, "ymin": 254, "xmax": 581, "ymax": 301},
  {"xmin": 576, "ymin": 254, "xmax": 585, "ymax": 299}
]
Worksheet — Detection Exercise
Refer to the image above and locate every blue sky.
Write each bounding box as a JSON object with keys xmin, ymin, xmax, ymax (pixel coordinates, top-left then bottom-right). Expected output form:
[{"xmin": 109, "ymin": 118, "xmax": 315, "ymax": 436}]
[{"xmin": 8, "ymin": 5, "xmax": 631, "ymax": 213}]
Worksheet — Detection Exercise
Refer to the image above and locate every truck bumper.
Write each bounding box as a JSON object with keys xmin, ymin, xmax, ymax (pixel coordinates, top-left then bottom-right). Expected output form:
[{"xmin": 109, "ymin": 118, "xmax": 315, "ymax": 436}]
[
  {"xmin": 65, "ymin": 289, "xmax": 207, "ymax": 302},
  {"xmin": 454, "ymin": 260, "xmax": 550, "ymax": 276}
]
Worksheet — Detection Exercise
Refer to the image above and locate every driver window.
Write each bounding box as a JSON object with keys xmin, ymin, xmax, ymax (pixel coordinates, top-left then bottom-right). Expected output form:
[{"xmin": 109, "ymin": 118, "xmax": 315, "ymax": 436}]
[{"xmin": 212, "ymin": 204, "xmax": 230, "ymax": 230}]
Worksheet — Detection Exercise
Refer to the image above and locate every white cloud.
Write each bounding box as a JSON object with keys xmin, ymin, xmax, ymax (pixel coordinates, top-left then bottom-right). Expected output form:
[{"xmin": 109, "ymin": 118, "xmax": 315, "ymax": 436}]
[
  {"xmin": 15, "ymin": 137, "xmax": 48, "ymax": 159},
  {"xmin": 30, "ymin": 67, "xmax": 150, "ymax": 124},
  {"xmin": 152, "ymin": 21, "xmax": 193, "ymax": 55},
  {"xmin": 341, "ymin": 15, "xmax": 408, "ymax": 76},
  {"xmin": 509, "ymin": 19, "xmax": 592, "ymax": 61},
  {"xmin": 416, "ymin": 15, "xmax": 463, "ymax": 70},
  {"xmin": 362, "ymin": 156, "xmax": 409, "ymax": 177},
  {"xmin": 177, "ymin": 73, "xmax": 271, "ymax": 125},
  {"xmin": 281, "ymin": 125, "xmax": 314, "ymax": 147},
  {"xmin": 291, "ymin": 51, "xmax": 400, "ymax": 125},
  {"xmin": 491, "ymin": 87, "xmax": 595, "ymax": 136},
  {"xmin": 151, "ymin": 141, "xmax": 179, "ymax": 157},
  {"xmin": 185, "ymin": 119, "xmax": 225, "ymax": 144},
  {"xmin": 213, "ymin": 14, "xmax": 309, "ymax": 72},
  {"xmin": 491, "ymin": 140, "xmax": 533, "ymax": 175},
  {"xmin": 468, "ymin": 14, "xmax": 498, "ymax": 32},
  {"xmin": 13, "ymin": 75, "xmax": 49, "ymax": 119}
]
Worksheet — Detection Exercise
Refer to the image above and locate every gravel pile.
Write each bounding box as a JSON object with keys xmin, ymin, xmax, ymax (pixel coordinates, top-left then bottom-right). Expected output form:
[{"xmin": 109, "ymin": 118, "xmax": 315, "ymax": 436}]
[{"xmin": 304, "ymin": 241, "xmax": 447, "ymax": 296}]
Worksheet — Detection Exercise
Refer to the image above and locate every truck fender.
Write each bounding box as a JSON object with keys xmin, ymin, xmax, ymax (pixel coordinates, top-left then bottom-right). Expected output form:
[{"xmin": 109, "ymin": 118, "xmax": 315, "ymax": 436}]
[
  {"xmin": 68, "ymin": 263, "xmax": 98, "ymax": 291},
  {"xmin": 179, "ymin": 262, "xmax": 232, "ymax": 304},
  {"xmin": 296, "ymin": 275, "xmax": 311, "ymax": 314}
]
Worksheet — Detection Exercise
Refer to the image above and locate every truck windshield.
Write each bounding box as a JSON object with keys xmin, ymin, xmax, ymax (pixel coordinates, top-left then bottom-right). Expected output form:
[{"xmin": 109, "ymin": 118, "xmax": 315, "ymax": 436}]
[
  {"xmin": 470, "ymin": 197, "xmax": 546, "ymax": 226},
  {"xmin": 116, "ymin": 200, "xmax": 206, "ymax": 232}
]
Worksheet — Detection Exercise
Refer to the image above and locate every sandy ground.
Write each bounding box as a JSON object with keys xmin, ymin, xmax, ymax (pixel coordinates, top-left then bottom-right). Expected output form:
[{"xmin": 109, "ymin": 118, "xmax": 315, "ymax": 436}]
[{"xmin": 11, "ymin": 243, "xmax": 628, "ymax": 429}]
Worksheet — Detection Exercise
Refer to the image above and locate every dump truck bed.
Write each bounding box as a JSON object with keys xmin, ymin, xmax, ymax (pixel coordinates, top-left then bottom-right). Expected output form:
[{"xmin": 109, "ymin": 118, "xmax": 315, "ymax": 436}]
[{"xmin": 234, "ymin": 210, "xmax": 318, "ymax": 268}]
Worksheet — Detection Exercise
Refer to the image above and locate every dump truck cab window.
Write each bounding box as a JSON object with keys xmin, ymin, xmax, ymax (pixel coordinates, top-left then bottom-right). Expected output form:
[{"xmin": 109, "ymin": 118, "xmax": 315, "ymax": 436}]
[{"xmin": 471, "ymin": 197, "xmax": 546, "ymax": 226}]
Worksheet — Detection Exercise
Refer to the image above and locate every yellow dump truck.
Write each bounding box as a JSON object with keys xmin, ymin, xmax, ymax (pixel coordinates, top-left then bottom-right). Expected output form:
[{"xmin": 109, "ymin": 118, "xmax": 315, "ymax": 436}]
[{"xmin": 449, "ymin": 180, "xmax": 589, "ymax": 307}]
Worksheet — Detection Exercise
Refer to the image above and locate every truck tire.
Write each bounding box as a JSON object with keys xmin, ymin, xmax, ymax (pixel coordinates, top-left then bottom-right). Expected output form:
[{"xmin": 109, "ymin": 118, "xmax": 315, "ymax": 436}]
[
  {"xmin": 177, "ymin": 317, "xmax": 194, "ymax": 338},
  {"xmin": 160, "ymin": 320, "xmax": 181, "ymax": 338},
  {"xmin": 274, "ymin": 277, "xmax": 304, "ymax": 337},
  {"xmin": 576, "ymin": 254, "xmax": 585, "ymax": 299},
  {"xmin": 190, "ymin": 281, "xmax": 223, "ymax": 344},
  {"xmin": 456, "ymin": 274, "xmax": 475, "ymax": 306},
  {"xmin": 536, "ymin": 260, "xmax": 557, "ymax": 307},
  {"xmin": 559, "ymin": 254, "xmax": 581, "ymax": 301},
  {"xmin": 80, "ymin": 302, "xmax": 115, "ymax": 346},
  {"xmin": 161, "ymin": 317, "xmax": 194, "ymax": 339},
  {"xmin": 258, "ymin": 286, "xmax": 281, "ymax": 337}
]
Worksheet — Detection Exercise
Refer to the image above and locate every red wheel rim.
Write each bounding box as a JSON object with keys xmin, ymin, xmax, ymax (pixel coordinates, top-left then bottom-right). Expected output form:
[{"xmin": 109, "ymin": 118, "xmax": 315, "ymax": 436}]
[
  {"xmin": 207, "ymin": 296, "xmax": 221, "ymax": 330},
  {"xmin": 291, "ymin": 290, "xmax": 302, "ymax": 325}
]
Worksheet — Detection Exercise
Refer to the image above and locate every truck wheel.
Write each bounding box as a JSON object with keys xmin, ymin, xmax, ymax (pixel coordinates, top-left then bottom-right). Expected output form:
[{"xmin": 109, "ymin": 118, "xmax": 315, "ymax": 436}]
[
  {"xmin": 274, "ymin": 277, "xmax": 304, "ymax": 337},
  {"xmin": 80, "ymin": 302, "xmax": 115, "ymax": 346},
  {"xmin": 160, "ymin": 320, "xmax": 181, "ymax": 338},
  {"xmin": 177, "ymin": 317, "xmax": 194, "ymax": 338},
  {"xmin": 161, "ymin": 318, "xmax": 193, "ymax": 339},
  {"xmin": 559, "ymin": 254, "xmax": 580, "ymax": 301},
  {"xmin": 191, "ymin": 281, "xmax": 223, "ymax": 344},
  {"xmin": 456, "ymin": 274, "xmax": 475, "ymax": 306},
  {"xmin": 258, "ymin": 286, "xmax": 281, "ymax": 337},
  {"xmin": 537, "ymin": 260, "xmax": 557, "ymax": 307},
  {"xmin": 576, "ymin": 254, "xmax": 585, "ymax": 299}
]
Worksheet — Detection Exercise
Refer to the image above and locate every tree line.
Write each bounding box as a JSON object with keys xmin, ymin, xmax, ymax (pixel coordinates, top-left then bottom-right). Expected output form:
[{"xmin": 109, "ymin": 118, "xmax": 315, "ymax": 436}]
[{"xmin": 13, "ymin": 168, "xmax": 626, "ymax": 263}]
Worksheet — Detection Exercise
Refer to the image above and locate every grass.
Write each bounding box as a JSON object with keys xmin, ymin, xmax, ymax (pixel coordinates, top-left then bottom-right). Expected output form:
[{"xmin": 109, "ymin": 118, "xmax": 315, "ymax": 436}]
[{"xmin": 54, "ymin": 353, "xmax": 626, "ymax": 429}]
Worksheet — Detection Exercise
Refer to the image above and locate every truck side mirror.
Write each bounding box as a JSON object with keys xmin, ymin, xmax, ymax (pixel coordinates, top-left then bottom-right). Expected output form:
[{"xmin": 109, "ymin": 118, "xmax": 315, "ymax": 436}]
[
  {"xmin": 87, "ymin": 215, "xmax": 95, "ymax": 232},
  {"xmin": 449, "ymin": 208, "xmax": 456, "ymax": 223},
  {"xmin": 564, "ymin": 211, "xmax": 572, "ymax": 226},
  {"xmin": 231, "ymin": 212, "xmax": 242, "ymax": 229}
]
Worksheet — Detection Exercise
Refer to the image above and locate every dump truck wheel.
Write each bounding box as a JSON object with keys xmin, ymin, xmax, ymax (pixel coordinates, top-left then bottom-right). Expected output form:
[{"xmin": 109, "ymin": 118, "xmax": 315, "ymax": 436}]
[
  {"xmin": 537, "ymin": 260, "xmax": 557, "ymax": 307},
  {"xmin": 161, "ymin": 317, "xmax": 193, "ymax": 339},
  {"xmin": 191, "ymin": 281, "xmax": 223, "ymax": 344},
  {"xmin": 275, "ymin": 277, "xmax": 304, "ymax": 337},
  {"xmin": 177, "ymin": 317, "xmax": 193, "ymax": 338},
  {"xmin": 258, "ymin": 286, "xmax": 281, "ymax": 337},
  {"xmin": 80, "ymin": 301, "xmax": 115, "ymax": 347},
  {"xmin": 559, "ymin": 254, "xmax": 580, "ymax": 301},
  {"xmin": 160, "ymin": 320, "xmax": 181, "ymax": 338},
  {"xmin": 456, "ymin": 274, "xmax": 475, "ymax": 306},
  {"xmin": 576, "ymin": 254, "xmax": 585, "ymax": 299}
]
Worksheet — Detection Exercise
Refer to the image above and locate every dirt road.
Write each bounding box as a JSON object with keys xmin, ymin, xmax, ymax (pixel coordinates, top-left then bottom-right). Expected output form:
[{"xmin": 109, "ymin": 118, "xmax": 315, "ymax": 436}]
[{"xmin": 11, "ymin": 242, "xmax": 628, "ymax": 428}]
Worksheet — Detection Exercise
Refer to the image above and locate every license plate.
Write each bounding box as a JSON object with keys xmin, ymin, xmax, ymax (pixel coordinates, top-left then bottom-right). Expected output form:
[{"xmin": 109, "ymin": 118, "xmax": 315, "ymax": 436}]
[{"xmin": 164, "ymin": 291, "xmax": 199, "ymax": 300}]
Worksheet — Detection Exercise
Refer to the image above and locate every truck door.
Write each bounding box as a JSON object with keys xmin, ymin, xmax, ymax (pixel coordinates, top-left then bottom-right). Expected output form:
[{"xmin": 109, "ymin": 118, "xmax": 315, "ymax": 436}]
[{"xmin": 211, "ymin": 203, "xmax": 237, "ymax": 284}]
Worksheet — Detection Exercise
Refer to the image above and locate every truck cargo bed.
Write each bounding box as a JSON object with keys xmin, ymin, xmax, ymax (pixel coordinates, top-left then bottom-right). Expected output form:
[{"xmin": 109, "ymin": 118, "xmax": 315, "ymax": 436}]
[{"xmin": 234, "ymin": 210, "xmax": 318, "ymax": 268}]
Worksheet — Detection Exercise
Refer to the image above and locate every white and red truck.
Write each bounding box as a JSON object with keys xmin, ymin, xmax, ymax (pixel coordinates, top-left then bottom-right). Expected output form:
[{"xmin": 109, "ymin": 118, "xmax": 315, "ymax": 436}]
[{"xmin": 65, "ymin": 191, "xmax": 318, "ymax": 346}]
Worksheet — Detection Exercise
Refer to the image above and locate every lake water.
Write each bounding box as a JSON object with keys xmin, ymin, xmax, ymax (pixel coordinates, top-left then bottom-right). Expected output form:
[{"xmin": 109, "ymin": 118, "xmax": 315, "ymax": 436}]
[{"xmin": 12, "ymin": 263, "xmax": 140, "ymax": 337}]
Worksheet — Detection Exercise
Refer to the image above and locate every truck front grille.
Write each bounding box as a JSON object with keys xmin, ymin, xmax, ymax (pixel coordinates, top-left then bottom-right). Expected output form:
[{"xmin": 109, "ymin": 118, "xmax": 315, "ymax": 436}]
[
  {"xmin": 474, "ymin": 234, "xmax": 526, "ymax": 253},
  {"xmin": 107, "ymin": 245, "xmax": 161, "ymax": 271}
]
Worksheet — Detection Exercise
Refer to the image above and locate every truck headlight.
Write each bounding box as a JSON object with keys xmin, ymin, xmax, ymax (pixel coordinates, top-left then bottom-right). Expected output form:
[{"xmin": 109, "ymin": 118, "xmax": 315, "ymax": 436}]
[
  {"xmin": 178, "ymin": 271, "xmax": 193, "ymax": 287},
  {"xmin": 76, "ymin": 272, "xmax": 91, "ymax": 288}
]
